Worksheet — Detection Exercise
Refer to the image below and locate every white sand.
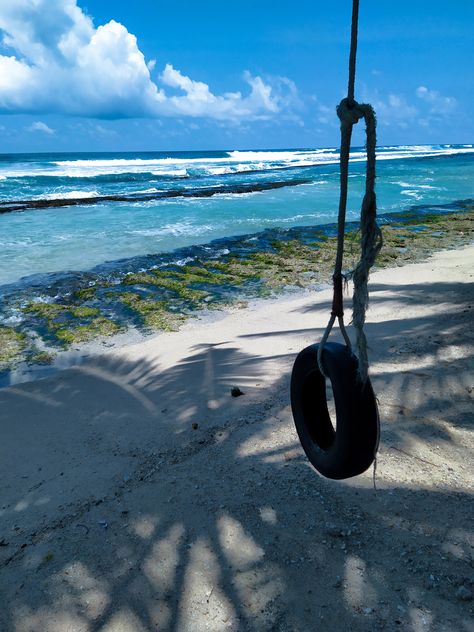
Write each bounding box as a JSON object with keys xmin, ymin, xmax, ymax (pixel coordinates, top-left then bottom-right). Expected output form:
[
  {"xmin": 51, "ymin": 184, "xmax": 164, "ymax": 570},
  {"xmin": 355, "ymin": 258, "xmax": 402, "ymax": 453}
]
[{"xmin": 0, "ymin": 245, "xmax": 473, "ymax": 631}]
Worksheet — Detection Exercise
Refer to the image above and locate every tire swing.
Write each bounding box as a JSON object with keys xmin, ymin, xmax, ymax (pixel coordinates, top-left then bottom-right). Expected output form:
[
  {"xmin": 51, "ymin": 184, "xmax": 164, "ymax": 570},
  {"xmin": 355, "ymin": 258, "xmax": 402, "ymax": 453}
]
[{"xmin": 291, "ymin": 0, "xmax": 383, "ymax": 480}]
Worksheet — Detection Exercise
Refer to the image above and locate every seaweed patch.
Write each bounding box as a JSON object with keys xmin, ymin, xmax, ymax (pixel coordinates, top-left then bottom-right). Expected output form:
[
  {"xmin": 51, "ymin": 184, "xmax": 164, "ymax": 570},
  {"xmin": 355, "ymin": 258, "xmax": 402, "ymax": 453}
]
[
  {"xmin": 0, "ymin": 326, "xmax": 26, "ymax": 370},
  {"xmin": 0, "ymin": 204, "xmax": 472, "ymax": 373}
]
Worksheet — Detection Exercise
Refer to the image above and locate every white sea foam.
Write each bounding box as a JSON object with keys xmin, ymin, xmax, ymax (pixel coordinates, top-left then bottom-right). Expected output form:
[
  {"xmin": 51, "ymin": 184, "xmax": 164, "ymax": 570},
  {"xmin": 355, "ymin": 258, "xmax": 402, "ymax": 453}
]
[
  {"xmin": 400, "ymin": 190, "xmax": 423, "ymax": 200},
  {"xmin": 131, "ymin": 222, "xmax": 214, "ymax": 238},
  {"xmin": 394, "ymin": 181, "xmax": 441, "ymax": 191},
  {"xmin": 175, "ymin": 257, "xmax": 197, "ymax": 266},
  {"xmin": 385, "ymin": 145, "xmax": 434, "ymax": 152},
  {"xmin": 55, "ymin": 158, "xmax": 184, "ymax": 167},
  {"xmin": 151, "ymin": 169, "xmax": 188, "ymax": 177},
  {"xmin": 0, "ymin": 165, "xmax": 188, "ymax": 179},
  {"xmin": 227, "ymin": 150, "xmax": 325, "ymax": 162},
  {"xmin": 206, "ymin": 166, "xmax": 236, "ymax": 176},
  {"xmin": 210, "ymin": 191, "xmax": 263, "ymax": 200},
  {"xmin": 132, "ymin": 187, "xmax": 163, "ymax": 194},
  {"xmin": 212, "ymin": 165, "xmax": 240, "ymax": 175},
  {"xmin": 40, "ymin": 190, "xmax": 100, "ymax": 200},
  {"xmin": 0, "ymin": 238, "xmax": 33, "ymax": 247},
  {"xmin": 1, "ymin": 145, "xmax": 473, "ymax": 181}
]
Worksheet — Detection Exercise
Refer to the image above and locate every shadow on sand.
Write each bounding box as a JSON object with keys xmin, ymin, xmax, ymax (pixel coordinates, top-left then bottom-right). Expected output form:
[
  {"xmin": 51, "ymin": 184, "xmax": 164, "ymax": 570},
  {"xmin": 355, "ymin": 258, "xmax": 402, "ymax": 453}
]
[{"xmin": 0, "ymin": 278, "xmax": 473, "ymax": 631}]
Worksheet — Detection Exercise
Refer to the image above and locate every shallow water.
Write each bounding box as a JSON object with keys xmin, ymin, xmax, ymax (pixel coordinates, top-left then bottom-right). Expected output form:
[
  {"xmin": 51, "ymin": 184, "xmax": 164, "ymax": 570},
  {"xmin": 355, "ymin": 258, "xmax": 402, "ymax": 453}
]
[{"xmin": 1, "ymin": 144, "xmax": 473, "ymax": 287}]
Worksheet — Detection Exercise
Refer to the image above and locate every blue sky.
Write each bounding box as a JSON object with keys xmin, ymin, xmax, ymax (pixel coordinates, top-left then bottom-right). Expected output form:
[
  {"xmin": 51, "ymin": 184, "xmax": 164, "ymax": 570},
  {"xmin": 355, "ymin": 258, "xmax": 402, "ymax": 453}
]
[{"xmin": 0, "ymin": 0, "xmax": 472, "ymax": 152}]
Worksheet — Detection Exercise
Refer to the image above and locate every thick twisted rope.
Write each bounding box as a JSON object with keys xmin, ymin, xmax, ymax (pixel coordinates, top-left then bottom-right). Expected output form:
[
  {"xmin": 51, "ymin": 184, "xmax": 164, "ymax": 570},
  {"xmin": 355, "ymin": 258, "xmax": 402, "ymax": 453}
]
[{"xmin": 317, "ymin": 0, "xmax": 383, "ymax": 382}]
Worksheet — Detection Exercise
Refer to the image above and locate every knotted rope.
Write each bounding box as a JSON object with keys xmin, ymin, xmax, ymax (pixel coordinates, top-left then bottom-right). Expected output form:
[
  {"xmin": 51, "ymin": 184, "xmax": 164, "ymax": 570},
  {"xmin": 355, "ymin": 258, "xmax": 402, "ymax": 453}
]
[{"xmin": 317, "ymin": 0, "xmax": 383, "ymax": 382}]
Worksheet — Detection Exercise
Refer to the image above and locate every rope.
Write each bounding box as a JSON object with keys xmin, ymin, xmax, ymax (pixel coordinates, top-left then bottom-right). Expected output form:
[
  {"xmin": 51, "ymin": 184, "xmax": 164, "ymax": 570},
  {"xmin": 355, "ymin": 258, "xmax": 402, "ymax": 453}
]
[
  {"xmin": 317, "ymin": 0, "xmax": 383, "ymax": 382},
  {"xmin": 347, "ymin": 0, "xmax": 359, "ymax": 104}
]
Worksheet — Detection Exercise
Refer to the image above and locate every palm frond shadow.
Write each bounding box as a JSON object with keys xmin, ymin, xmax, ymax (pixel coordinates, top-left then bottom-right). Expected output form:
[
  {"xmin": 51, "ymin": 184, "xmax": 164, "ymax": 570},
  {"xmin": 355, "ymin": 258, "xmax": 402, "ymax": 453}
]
[{"xmin": 0, "ymin": 277, "xmax": 473, "ymax": 631}]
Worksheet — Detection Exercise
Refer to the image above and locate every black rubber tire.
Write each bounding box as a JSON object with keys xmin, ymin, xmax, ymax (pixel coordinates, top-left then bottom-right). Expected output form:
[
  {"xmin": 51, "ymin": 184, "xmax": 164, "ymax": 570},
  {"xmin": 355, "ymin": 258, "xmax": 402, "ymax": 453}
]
[{"xmin": 290, "ymin": 342, "xmax": 379, "ymax": 480}]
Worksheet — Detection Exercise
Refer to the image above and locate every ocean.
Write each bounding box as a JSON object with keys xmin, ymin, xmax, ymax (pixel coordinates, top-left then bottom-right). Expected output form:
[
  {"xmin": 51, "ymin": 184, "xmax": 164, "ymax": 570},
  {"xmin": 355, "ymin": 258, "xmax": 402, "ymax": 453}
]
[
  {"xmin": 1, "ymin": 144, "xmax": 473, "ymax": 289},
  {"xmin": 0, "ymin": 143, "xmax": 473, "ymax": 383}
]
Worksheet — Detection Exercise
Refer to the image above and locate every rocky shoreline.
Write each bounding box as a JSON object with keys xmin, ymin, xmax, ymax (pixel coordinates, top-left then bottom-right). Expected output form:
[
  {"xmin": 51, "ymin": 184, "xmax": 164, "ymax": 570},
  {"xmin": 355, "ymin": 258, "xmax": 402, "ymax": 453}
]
[
  {"xmin": 0, "ymin": 201, "xmax": 472, "ymax": 377},
  {"xmin": 0, "ymin": 178, "xmax": 310, "ymax": 213}
]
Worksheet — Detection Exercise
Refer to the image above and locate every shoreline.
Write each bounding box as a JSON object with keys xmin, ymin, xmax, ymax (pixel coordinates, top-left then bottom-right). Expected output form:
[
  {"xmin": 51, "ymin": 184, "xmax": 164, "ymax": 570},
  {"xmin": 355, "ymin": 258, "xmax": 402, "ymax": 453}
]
[
  {"xmin": 0, "ymin": 202, "xmax": 472, "ymax": 385},
  {"xmin": 0, "ymin": 242, "xmax": 473, "ymax": 630}
]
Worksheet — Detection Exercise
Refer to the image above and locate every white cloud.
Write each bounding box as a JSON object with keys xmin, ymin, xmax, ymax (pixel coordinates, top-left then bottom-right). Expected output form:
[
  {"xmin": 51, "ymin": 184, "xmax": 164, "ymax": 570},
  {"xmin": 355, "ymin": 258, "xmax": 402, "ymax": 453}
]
[
  {"xmin": 0, "ymin": 0, "xmax": 294, "ymax": 121},
  {"xmin": 27, "ymin": 121, "xmax": 55, "ymax": 134},
  {"xmin": 316, "ymin": 105, "xmax": 332, "ymax": 125},
  {"xmin": 416, "ymin": 86, "xmax": 457, "ymax": 115},
  {"xmin": 363, "ymin": 91, "xmax": 418, "ymax": 129},
  {"xmin": 311, "ymin": 98, "xmax": 337, "ymax": 129}
]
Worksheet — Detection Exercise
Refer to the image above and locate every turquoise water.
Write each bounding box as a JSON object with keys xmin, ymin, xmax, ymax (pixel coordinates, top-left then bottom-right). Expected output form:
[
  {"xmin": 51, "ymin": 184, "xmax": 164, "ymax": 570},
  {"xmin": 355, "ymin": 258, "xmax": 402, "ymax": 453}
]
[{"xmin": 0, "ymin": 144, "xmax": 473, "ymax": 286}]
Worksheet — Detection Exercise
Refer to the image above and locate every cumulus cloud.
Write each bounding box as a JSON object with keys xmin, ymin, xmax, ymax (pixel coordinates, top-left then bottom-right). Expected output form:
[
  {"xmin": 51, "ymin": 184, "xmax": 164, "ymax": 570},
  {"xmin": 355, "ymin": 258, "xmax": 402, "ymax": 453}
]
[
  {"xmin": 315, "ymin": 103, "xmax": 332, "ymax": 125},
  {"xmin": 362, "ymin": 91, "xmax": 418, "ymax": 129},
  {"xmin": 358, "ymin": 85, "xmax": 460, "ymax": 134},
  {"xmin": 157, "ymin": 65, "xmax": 284, "ymax": 119},
  {"xmin": 27, "ymin": 120, "xmax": 55, "ymax": 134},
  {"xmin": 0, "ymin": 0, "xmax": 293, "ymax": 121},
  {"xmin": 416, "ymin": 86, "xmax": 457, "ymax": 115},
  {"xmin": 309, "ymin": 98, "xmax": 338, "ymax": 129}
]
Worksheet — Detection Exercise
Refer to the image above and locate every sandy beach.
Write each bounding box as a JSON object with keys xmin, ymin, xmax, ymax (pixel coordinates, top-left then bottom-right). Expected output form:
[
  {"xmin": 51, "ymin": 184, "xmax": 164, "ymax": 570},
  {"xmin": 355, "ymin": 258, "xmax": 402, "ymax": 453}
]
[
  {"xmin": 0, "ymin": 243, "xmax": 473, "ymax": 631},
  {"xmin": 1, "ymin": 1, "xmax": 473, "ymax": 630}
]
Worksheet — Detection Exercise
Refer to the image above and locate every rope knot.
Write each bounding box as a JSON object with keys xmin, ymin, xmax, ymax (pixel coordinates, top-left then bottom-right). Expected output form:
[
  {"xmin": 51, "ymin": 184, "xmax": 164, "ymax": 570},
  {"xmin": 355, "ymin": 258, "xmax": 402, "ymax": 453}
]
[{"xmin": 337, "ymin": 97, "xmax": 364, "ymax": 127}]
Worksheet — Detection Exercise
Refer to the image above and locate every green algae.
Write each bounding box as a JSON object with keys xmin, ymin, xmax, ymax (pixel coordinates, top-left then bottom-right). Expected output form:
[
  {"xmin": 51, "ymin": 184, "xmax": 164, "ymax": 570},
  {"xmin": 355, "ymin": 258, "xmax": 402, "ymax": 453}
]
[
  {"xmin": 73, "ymin": 287, "xmax": 97, "ymax": 301},
  {"xmin": 28, "ymin": 350, "xmax": 56, "ymax": 365},
  {"xmin": 122, "ymin": 271, "xmax": 209, "ymax": 303},
  {"xmin": 72, "ymin": 280, "xmax": 113, "ymax": 301},
  {"xmin": 165, "ymin": 263, "xmax": 250, "ymax": 286},
  {"xmin": 391, "ymin": 213, "xmax": 447, "ymax": 227},
  {"xmin": 71, "ymin": 306, "xmax": 100, "ymax": 318},
  {"xmin": 122, "ymin": 272, "xmax": 165, "ymax": 286},
  {"xmin": 22, "ymin": 300, "xmax": 120, "ymax": 346},
  {"xmin": 166, "ymin": 265, "xmax": 224, "ymax": 284},
  {"xmin": 117, "ymin": 292, "xmax": 186, "ymax": 331},
  {"xmin": 0, "ymin": 326, "xmax": 26, "ymax": 369},
  {"xmin": 55, "ymin": 317, "xmax": 122, "ymax": 344},
  {"xmin": 4, "ymin": 208, "xmax": 473, "ymax": 373},
  {"xmin": 240, "ymin": 239, "xmax": 337, "ymax": 288},
  {"xmin": 373, "ymin": 211, "xmax": 473, "ymax": 268},
  {"xmin": 23, "ymin": 302, "xmax": 67, "ymax": 318}
]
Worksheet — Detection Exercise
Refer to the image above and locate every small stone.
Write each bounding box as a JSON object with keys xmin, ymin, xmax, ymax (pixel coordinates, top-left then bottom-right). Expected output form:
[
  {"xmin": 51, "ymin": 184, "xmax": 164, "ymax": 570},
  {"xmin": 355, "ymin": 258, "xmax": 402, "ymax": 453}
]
[
  {"xmin": 326, "ymin": 525, "xmax": 342, "ymax": 538},
  {"xmin": 455, "ymin": 585, "xmax": 473, "ymax": 602},
  {"xmin": 192, "ymin": 423, "xmax": 199, "ymax": 430},
  {"xmin": 231, "ymin": 386, "xmax": 244, "ymax": 397}
]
